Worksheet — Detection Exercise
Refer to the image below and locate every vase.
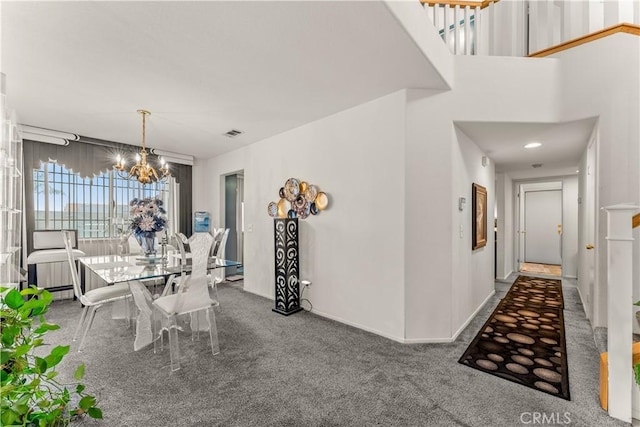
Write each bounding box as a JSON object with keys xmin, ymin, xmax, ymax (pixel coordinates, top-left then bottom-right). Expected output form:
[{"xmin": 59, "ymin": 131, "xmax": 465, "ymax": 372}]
[{"xmin": 136, "ymin": 232, "xmax": 156, "ymax": 256}]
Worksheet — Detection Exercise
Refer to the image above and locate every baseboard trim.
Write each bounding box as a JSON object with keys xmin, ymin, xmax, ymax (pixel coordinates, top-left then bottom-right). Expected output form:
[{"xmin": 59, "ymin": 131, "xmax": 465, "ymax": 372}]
[
  {"xmin": 564, "ymin": 275, "xmax": 577, "ymax": 279},
  {"xmin": 451, "ymin": 290, "xmax": 496, "ymax": 342},
  {"xmin": 496, "ymin": 271, "xmax": 513, "ymax": 282},
  {"xmin": 309, "ymin": 308, "xmax": 406, "ymax": 343},
  {"xmin": 242, "ymin": 286, "xmax": 497, "ymax": 345},
  {"xmin": 242, "ymin": 287, "xmax": 274, "ymax": 301}
]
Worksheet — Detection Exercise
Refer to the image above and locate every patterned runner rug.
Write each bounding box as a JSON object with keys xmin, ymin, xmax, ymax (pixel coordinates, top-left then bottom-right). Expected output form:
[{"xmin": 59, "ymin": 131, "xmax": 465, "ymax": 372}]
[{"xmin": 459, "ymin": 276, "xmax": 570, "ymax": 400}]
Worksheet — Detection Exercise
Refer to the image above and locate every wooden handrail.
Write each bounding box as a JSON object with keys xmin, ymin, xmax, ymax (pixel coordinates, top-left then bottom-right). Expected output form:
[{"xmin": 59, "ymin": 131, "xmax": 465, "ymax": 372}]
[
  {"xmin": 529, "ymin": 23, "xmax": 640, "ymax": 58},
  {"xmin": 420, "ymin": 0, "xmax": 497, "ymax": 9},
  {"xmin": 633, "ymin": 213, "xmax": 640, "ymax": 229}
]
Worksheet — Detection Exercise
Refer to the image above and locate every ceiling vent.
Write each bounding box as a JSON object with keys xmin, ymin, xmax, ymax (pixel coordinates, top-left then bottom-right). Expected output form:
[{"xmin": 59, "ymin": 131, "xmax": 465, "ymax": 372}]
[
  {"xmin": 532, "ymin": 163, "xmax": 543, "ymax": 168},
  {"xmin": 223, "ymin": 129, "xmax": 244, "ymax": 138}
]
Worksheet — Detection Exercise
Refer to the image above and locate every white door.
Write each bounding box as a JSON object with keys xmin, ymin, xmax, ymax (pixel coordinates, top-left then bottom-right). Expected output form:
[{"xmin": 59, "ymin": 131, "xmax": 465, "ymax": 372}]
[{"xmin": 524, "ymin": 190, "xmax": 562, "ymax": 265}]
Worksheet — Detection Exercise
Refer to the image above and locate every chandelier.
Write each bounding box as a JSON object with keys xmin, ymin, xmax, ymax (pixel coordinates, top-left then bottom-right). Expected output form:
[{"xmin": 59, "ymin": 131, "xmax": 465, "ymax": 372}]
[{"xmin": 114, "ymin": 109, "xmax": 170, "ymax": 184}]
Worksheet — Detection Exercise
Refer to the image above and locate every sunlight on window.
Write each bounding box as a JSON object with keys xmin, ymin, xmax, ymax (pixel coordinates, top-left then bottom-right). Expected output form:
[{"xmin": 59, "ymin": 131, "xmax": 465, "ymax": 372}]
[{"xmin": 33, "ymin": 162, "xmax": 170, "ymax": 239}]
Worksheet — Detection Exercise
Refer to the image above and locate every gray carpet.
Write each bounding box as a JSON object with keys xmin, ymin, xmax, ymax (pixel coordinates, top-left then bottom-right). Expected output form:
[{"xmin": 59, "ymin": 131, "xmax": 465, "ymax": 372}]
[{"xmin": 39, "ymin": 277, "xmax": 628, "ymax": 427}]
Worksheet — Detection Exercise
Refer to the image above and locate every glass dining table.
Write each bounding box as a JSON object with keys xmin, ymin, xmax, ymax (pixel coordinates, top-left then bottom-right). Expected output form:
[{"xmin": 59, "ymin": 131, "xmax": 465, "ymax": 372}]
[{"xmin": 78, "ymin": 251, "xmax": 242, "ymax": 291}]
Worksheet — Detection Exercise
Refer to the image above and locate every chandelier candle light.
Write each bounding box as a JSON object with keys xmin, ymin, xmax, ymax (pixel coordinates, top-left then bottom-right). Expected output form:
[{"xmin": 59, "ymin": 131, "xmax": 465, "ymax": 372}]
[{"xmin": 114, "ymin": 109, "xmax": 170, "ymax": 184}]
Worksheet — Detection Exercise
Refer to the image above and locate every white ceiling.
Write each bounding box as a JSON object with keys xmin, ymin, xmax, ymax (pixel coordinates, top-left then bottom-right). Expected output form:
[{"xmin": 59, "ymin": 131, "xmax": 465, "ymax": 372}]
[
  {"xmin": 2, "ymin": 1, "xmax": 449, "ymax": 159},
  {"xmin": 455, "ymin": 118, "xmax": 597, "ymax": 178}
]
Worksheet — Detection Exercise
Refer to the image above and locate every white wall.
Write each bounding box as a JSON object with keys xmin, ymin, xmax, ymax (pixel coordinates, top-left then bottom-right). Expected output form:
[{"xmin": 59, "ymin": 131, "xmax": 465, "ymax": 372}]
[
  {"xmin": 451, "ymin": 127, "xmax": 495, "ymax": 336},
  {"xmin": 195, "ymin": 91, "xmax": 408, "ymax": 341},
  {"xmin": 556, "ymin": 33, "xmax": 640, "ymax": 327},
  {"xmin": 193, "ymin": 30, "xmax": 638, "ymax": 341}
]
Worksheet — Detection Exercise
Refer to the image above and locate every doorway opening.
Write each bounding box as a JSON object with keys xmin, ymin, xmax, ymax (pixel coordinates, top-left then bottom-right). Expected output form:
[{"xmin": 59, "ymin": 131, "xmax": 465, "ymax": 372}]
[
  {"xmin": 223, "ymin": 172, "xmax": 244, "ymax": 282},
  {"xmin": 520, "ymin": 262, "xmax": 562, "ymax": 277},
  {"xmin": 517, "ymin": 181, "xmax": 563, "ymax": 277}
]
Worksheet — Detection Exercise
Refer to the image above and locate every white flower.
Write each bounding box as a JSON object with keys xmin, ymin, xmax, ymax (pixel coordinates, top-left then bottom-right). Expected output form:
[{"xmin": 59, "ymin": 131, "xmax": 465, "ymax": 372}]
[{"xmin": 139, "ymin": 216, "xmax": 155, "ymax": 232}]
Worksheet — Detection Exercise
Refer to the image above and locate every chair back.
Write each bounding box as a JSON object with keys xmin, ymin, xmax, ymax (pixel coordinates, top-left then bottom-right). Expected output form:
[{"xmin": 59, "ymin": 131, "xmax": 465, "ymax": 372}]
[
  {"xmin": 61, "ymin": 230, "xmax": 84, "ymax": 301},
  {"xmin": 211, "ymin": 228, "xmax": 229, "ymax": 259},
  {"xmin": 174, "ymin": 232, "xmax": 189, "ymax": 265},
  {"xmin": 33, "ymin": 229, "xmax": 78, "ymax": 250},
  {"xmin": 187, "ymin": 232, "xmax": 213, "ymax": 278},
  {"xmin": 170, "ymin": 232, "xmax": 213, "ymax": 314}
]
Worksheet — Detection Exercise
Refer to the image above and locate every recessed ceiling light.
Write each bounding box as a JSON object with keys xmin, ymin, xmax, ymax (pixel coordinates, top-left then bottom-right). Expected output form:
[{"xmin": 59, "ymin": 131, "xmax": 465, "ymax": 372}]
[
  {"xmin": 576, "ymin": 169, "xmax": 580, "ymax": 173},
  {"xmin": 524, "ymin": 142, "xmax": 542, "ymax": 149}
]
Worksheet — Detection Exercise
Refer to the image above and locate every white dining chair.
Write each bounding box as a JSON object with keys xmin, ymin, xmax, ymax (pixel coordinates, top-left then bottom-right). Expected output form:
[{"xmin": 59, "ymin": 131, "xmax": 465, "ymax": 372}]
[
  {"xmin": 62, "ymin": 230, "xmax": 132, "ymax": 352},
  {"xmin": 152, "ymin": 232, "xmax": 220, "ymax": 371},
  {"xmin": 208, "ymin": 228, "xmax": 229, "ymax": 302}
]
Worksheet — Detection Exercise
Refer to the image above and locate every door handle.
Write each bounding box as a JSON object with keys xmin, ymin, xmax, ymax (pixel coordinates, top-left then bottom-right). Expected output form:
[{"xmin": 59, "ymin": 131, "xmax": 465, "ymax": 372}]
[{"xmin": 586, "ymin": 244, "xmax": 594, "ymax": 250}]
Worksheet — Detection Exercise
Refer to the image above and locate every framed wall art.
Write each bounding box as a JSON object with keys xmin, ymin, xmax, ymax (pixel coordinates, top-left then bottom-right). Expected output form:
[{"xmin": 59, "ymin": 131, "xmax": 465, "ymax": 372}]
[{"xmin": 472, "ymin": 183, "xmax": 487, "ymax": 250}]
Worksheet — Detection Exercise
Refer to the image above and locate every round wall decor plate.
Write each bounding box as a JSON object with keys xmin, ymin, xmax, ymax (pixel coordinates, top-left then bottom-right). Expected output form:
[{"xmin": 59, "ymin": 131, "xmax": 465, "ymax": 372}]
[
  {"xmin": 277, "ymin": 198, "xmax": 288, "ymax": 218},
  {"xmin": 284, "ymin": 178, "xmax": 300, "ymax": 202},
  {"xmin": 304, "ymin": 184, "xmax": 318, "ymax": 203},
  {"xmin": 294, "ymin": 195, "xmax": 306, "ymax": 210},
  {"xmin": 310, "ymin": 202, "xmax": 319, "ymax": 215},
  {"xmin": 267, "ymin": 202, "xmax": 278, "ymax": 217},
  {"xmin": 279, "ymin": 187, "xmax": 286, "ymax": 199},
  {"xmin": 299, "ymin": 181, "xmax": 308, "ymax": 194},
  {"xmin": 315, "ymin": 192, "xmax": 329, "ymax": 210}
]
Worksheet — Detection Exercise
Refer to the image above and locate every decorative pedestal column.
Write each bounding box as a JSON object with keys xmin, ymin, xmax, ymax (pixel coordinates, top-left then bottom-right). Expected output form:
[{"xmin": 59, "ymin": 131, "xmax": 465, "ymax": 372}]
[{"xmin": 273, "ymin": 218, "xmax": 302, "ymax": 316}]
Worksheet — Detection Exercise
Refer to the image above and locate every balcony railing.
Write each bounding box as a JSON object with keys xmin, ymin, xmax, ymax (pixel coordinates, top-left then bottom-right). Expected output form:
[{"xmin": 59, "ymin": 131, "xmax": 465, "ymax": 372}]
[{"xmin": 421, "ymin": 0, "xmax": 640, "ymax": 57}]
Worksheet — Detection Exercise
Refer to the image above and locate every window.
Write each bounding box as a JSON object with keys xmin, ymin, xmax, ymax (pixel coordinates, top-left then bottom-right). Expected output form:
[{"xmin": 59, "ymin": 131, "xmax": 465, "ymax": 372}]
[{"xmin": 33, "ymin": 161, "xmax": 171, "ymax": 239}]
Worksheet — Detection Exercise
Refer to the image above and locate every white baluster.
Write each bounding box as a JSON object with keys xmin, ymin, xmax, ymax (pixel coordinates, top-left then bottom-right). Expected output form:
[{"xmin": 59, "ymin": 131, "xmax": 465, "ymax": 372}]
[
  {"xmin": 602, "ymin": 204, "xmax": 639, "ymax": 423},
  {"xmin": 454, "ymin": 5, "xmax": 462, "ymax": 54},
  {"xmin": 443, "ymin": 4, "xmax": 451, "ymax": 50},
  {"xmin": 464, "ymin": 5, "xmax": 472, "ymax": 55},
  {"xmin": 434, "ymin": 5, "xmax": 441, "ymax": 37}
]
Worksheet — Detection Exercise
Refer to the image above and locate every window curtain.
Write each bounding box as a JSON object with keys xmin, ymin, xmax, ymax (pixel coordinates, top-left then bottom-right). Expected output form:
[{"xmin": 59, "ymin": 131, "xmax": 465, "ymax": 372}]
[{"xmin": 23, "ymin": 136, "xmax": 192, "ymax": 254}]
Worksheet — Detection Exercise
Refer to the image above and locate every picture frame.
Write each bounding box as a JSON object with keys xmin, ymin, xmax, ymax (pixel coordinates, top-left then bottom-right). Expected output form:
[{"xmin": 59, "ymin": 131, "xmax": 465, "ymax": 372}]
[{"xmin": 472, "ymin": 183, "xmax": 487, "ymax": 250}]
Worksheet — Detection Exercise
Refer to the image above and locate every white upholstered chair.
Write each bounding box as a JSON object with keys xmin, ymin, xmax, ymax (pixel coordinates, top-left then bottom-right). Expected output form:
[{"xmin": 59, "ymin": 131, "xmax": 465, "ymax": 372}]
[
  {"xmin": 62, "ymin": 230, "xmax": 132, "ymax": 352},
  {"xmin": 152, "ymin": 232, "xmax": 220, "ymax": 371},
  {"xmin": 27, "ymin": 230, "xmax": 86, "ymax": 294}
]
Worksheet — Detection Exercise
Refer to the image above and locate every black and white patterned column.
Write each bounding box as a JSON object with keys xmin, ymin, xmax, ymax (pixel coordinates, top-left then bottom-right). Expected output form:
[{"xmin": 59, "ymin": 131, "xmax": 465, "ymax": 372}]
[{"xmin": 273, "ymin": 218, "xmax": 302, "ymax": 316}]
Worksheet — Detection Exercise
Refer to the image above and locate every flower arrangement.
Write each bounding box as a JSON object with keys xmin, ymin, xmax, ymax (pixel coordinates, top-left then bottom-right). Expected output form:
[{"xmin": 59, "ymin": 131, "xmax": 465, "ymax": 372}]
[
  {"xmin": 128, "ymin": 198, "xmax": 167, "ymax": 256},
  {"xmin": 129, "ymin": 197, "xmax": 167, "ymax": 236}
]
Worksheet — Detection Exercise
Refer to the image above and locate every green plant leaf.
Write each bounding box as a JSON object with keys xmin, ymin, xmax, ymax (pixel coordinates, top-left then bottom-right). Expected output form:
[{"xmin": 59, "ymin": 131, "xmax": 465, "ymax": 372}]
[
  {"xmin": 14, "ymin": 344, "xmax": 31, "ymax": 358},
  {"xmin": 33, "ymin": 322, "xmax": 60, "ymax": 335},
  {"xmin": 635, "ymin": 363, "xmax": 640, "ymax": 387},
  {"xmin": 0, "ymin": 370, "xmax": 8, "ymax": 384},
  {"xmin": 45, "ymin": 345, "xmax": 69, "ymax": 368},
  {"xmin": 1, "ymin": 325, "xmax": 19, "ymax": 347},
  {"xmin": 45, "ymin": 371, "xmax": 59, "ymax": 380},
  {"xmin": 88, "ymin": 407, "xmax": 103, "ymax": 419},
  {"xmin": 78, "ymin": 395, "xmax": 96, "ymax": 410},
  {"xmin": 4, "ymin": 289, "xmax": 24, "ymax": 309},
  {"xmin": 35, "ymin": 356, "xmax": 47, "ymax": 373},
  {"xmin": 0, "ymin": 408, "xmax": 18, "ymax": 425},
  {"xmin": 0, "ymin": 350, "xmax": 13, "ymax": 364},
  {"xmin": 634, "ymin": 300, "xmax": 640, "ymax": 307},
  {"xmin": 75, "ymin": 384, "xmax": 85, "ymax": 394},
  {"xmin": 74, "ymin": 364, "xmax": 86, "ymax": 380}
]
